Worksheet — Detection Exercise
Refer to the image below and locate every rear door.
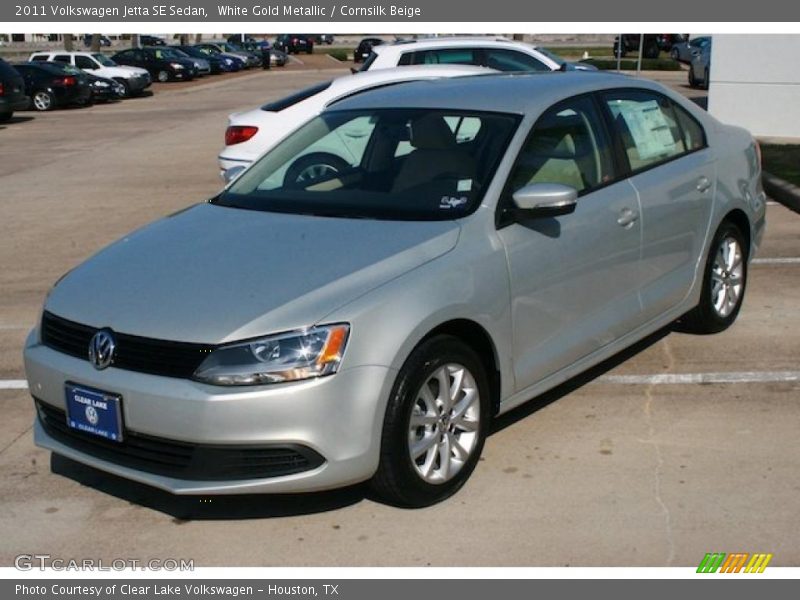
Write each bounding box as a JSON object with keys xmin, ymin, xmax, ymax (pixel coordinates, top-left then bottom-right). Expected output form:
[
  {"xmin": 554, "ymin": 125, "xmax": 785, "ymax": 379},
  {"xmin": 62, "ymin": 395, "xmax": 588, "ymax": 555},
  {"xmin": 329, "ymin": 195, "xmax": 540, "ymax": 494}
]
[
  {"xmin": 600, "ymin": 89, "xmax": 714, "ymax": 321},
  {"xmin": 497, "ymin": 94, "xmax": 643, "ymax": 391}
]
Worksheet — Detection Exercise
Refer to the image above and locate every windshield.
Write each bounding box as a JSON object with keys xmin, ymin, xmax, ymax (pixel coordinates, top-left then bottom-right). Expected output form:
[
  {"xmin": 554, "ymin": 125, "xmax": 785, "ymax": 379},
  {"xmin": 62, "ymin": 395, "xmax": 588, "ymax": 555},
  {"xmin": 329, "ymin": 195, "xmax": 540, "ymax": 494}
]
[
  {"xmin": 216, "ymin": 108, "xmax": 519, "ymax": 221},
  {"xmin": 154, "ymin": 48, "xmax": 184, "ymax": 60},
  {"xmin": 91, "ymin": 53, "xmax": 116, "ymax": 66}
]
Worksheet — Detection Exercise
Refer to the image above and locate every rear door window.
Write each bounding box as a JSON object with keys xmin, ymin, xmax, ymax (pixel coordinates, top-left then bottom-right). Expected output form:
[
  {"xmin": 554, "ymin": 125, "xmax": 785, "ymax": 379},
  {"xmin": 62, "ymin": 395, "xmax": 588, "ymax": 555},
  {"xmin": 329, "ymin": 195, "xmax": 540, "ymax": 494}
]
[
  {"xmin": 602, "ymin": 90, "xmax": 688, "ymax": 172},
  {"xmin": 483, "ymin": 49, "xmax": 550, "ymax": 71},
  {"xmin": 75, "ymin": 56, "xmax": 96, "ymax": 69}
]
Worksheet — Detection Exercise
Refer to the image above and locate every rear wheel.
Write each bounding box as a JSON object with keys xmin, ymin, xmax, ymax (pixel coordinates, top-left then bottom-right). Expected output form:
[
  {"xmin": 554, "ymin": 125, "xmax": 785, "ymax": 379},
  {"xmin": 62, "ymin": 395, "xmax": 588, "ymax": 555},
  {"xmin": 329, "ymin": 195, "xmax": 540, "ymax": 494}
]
[
  {"xmin": 284, "ymin": 152, "xmax": 350, "ymax": 187},
  {"xmin": 157, "ymin": 70, "xmax": 170, "ymax": 83},
  {"xmin": 670, "ymin": 47, "xmax": 680, "ymax": 61},
  {"xmin": 688, "ymin": 67, "xmax": 698, "ymax": 88},
  {"xmin": 371, "ymin": 336, "xmax": 491, "ymax": 507},
  {"xmin": 679, "ymin": 221, "xmax": 748, "ymax": 334},
  {"xmin": 32, "ymin": 90, "xmax": 55, "ymax": 111}
]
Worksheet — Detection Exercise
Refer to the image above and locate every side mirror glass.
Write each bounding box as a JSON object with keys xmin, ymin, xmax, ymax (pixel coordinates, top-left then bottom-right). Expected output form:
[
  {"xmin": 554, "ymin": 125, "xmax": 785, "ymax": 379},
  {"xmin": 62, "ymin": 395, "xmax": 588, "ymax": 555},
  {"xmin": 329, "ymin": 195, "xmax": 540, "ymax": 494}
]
[{"xmin": 511, "ymin": 183, "xmax": 578, "ymax": 218}]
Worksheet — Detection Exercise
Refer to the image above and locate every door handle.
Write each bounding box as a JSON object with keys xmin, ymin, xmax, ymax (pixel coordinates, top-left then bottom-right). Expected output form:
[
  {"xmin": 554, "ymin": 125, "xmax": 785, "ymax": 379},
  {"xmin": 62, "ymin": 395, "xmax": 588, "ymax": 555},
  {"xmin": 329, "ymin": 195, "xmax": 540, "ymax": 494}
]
[
  {"xmin": 617, "ymin": 207, "xmax": 639, "ymax": 228},
  {"xmin": 696, "ymin": 176, "xmax": 712, "ymax": 193}
]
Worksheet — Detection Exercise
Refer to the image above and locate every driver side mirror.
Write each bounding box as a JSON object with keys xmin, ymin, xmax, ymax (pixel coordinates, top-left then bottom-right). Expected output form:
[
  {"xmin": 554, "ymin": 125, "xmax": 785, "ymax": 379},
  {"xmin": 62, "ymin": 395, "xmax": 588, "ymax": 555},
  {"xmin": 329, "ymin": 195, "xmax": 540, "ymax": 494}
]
[{"xmin": 511, "ymin": 183, "xmax": 578, "ymax": 219}]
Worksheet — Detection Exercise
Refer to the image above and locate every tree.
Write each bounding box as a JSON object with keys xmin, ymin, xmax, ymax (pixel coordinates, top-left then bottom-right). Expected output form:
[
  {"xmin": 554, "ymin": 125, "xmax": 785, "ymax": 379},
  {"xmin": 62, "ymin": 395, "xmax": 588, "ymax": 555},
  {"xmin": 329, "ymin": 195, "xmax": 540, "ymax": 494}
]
[
  {"xmin": 64, "ymin": 34, "xmax": 73, "ymax": 51},
  {"xmin": 90, "ymin": 34, "xmax": 101, "ymax": 52}
]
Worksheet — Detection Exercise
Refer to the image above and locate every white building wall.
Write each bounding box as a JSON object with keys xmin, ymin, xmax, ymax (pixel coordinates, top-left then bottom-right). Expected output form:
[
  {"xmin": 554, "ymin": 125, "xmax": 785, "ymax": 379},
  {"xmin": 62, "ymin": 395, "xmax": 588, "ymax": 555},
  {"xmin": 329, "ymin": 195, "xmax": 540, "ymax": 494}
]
[{"xmin": 709, "ymin": 34, "xmax": 800, "ymax": 138}]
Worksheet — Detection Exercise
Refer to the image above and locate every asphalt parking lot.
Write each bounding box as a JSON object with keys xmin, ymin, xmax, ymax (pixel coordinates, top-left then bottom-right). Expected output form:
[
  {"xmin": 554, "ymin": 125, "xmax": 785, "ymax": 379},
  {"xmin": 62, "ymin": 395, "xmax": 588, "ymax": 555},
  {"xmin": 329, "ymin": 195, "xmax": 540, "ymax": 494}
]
[{"xmin": 1, "ymin": 66, "xmax": 798, "ymax": 567}]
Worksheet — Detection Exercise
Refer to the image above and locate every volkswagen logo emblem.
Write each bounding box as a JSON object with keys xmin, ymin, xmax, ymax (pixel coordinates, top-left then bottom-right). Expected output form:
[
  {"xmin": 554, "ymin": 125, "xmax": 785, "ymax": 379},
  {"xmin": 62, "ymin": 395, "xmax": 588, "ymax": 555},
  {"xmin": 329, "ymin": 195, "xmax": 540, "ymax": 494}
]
[
  {"xmin": 85, "ymin": 405, "xmax": 99, "ymax": 426},
  {"xmin": 88, "ymin": 329, "xmax": 116, "ymax": 370}
]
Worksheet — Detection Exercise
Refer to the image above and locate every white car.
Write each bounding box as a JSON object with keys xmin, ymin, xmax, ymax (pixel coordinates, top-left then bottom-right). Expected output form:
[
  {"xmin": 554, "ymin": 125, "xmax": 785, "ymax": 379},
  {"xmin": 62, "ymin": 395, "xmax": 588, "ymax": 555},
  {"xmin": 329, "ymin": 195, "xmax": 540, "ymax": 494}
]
[
  {"xmin": 218, "ymin": 64, "xmax": 492, "ymax": 178},
  {"xmin": 28, "ymin": 51, "xmax": 152, "ymax": 97},
  {"xmin": 359, "ymin": 37, "xmax": 596, "ymax": 73}
]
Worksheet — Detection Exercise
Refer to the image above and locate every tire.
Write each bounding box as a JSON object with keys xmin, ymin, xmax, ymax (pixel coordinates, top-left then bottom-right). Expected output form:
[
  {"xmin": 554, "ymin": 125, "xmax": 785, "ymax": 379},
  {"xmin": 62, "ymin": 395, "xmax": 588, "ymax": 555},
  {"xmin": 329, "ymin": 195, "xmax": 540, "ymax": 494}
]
[
  {"xmin": 644, "ymin": 43, "xmax": 660, "ymax": 59},
  {"xmin": 31, "ymin": 90, "xmax": 55, "ymax": 111},
  {"xmin": 113, "ymin": 78, "xmax": 130, "ymax": 97},
  {"xmin": 688, "ymin": 67, "xmax": 698, "ymax": 88},
  {"xmin": 370, "ymin": 335, "xmax": 491, "ymax": 507},
  {"xmin": 0, "ymin": 111, "xmax": 11, "ymax": 122},
  {"xmin": 613, "ymin": 44, "xmax": 626, "ymax": 58},
  {"xmin": 679, "ymin": 221, "xmax": 748, "ymax": 334},
  {"xmin": 283, "ymin": 152, "xmax": 350, "ymax": 187},
  {"xmin": 157, "ymin": 70, "xmax": 170, "ymax": 83},
  {"xmin": 670, "ymin": 47, "xmax": 680, "ymax": 61},
  {"xmin": 703, "ymin": 68, "xmax": 710, "ymax": 90}
]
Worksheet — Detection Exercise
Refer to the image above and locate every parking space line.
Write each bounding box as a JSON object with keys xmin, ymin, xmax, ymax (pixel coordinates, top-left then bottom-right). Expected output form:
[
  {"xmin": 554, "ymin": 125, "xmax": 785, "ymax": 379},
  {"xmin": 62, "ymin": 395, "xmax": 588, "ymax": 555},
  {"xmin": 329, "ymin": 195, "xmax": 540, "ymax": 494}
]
[
  {"xmin": 597, "ymin": 371, "xmax": 800, "ymax": 385},
  {"xmin": 752, "ymin": 257, "xmax": 800, "ymax": 264},
  {"xmin": 0, "ymin": 380, "xmax": 29, "ymax": 390},
  {"xmin": 3, "ymin": 370, "xmax": 800, "ymax": 391}
]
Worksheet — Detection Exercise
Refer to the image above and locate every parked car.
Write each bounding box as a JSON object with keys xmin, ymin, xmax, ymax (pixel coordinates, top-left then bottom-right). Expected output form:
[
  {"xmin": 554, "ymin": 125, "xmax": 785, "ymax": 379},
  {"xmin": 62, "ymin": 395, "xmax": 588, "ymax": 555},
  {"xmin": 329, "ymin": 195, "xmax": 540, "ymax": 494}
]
[
  {"xmin": 219, "ymin": 64, "xmax": 493, "ymax": 177},
  {"xmin": 269, "ymin": 49, "xmax": 288, "ymax": 68},
  {"xmin": 226, "ymin": 35, "xmax": 270, "ymax": 49},
  {"xmin": 28, "ymin": 51, "xmax": 151, "ymax": 97},
  {"xmin": 161, "ymin": 47, "xmax": 210, "ymax": 76},
  {"xmin": 13, "ymin": 62, "xmax": 93, "ymax": 111},
  {"xmin": 172, "ymin": 45, "xmax": 226, "ymax": 74},
  {"xmin": 689, "ymin": 41, "xmax": 712, "ymax": 89},
  {"xmin": 82, "ymin": 35, "xmax": 112, "ymax": 47},
  {"xmin": 361, "ymin": 37, "xmax": 596, "ymax": 72},
  {"xmin": 354, "ymin": 37, "xmax": 385, "ymax": 63},
  {"xmin": 275, "ymin": 34, "xmax": 314, "ymax": 55},
  {"xmin": 0, "ymin": 57, "xmax": 29, "ymax": 121},
  {"xmin": 26, "ymin": 72, "xmax": 765, "ymax": 506},
  {"xmin": 314, "ymin": 34, "xmax": 334, "ymax": 45},
  {"xmin": 613, "ymin": 34, "xmax": 687, "ymax": 59},
  {"xmin": 191, "ymin": 44, "xmax": 245, "ymax": 71},
  {"xmin": 195, "ymin": 42, "xmax": 259, "ymax": 68},
  {"xmin": 112, "ymin": 47, "xmax": 196, "ymax": 82},
  {"xmin": 671, "ymin": 36, "xmax": 711, "ymax": 63},
  {"xmin": 85, "ymin": 72, "xmax": 125, "ymax": 102},
  {"xmin": 139, "ymin": 35, "xmax": 166, "ymax": 46}
]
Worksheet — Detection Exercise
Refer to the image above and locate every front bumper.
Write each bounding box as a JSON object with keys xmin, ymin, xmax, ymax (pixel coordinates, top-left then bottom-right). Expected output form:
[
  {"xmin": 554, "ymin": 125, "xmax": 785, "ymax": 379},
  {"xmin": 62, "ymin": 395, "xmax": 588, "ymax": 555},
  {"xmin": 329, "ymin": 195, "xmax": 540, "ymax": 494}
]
[{"xmin": 24, "ymin": 333, "xmax": 393, "ymax": 494}]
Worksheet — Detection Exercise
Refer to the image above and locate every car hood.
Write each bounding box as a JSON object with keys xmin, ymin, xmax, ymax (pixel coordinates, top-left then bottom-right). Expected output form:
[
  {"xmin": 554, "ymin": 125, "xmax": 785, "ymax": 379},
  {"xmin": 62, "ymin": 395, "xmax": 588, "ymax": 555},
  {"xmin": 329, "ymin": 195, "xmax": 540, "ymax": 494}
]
[
  {"xmin": 46, "ymin": 203, "xmax": 460, "ymax": 344},
  {"xmin": 111, "ymin": 65, "xmax": 149, "ymax": 77}
]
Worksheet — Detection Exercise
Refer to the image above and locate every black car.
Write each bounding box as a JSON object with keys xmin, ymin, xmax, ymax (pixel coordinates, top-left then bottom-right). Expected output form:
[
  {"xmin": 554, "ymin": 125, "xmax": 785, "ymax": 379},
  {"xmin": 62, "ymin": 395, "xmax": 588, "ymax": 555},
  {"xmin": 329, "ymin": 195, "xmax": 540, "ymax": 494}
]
[
  {"xmin": 354, "ymin": 37, "xmax": 385, "ymax": 63},
  {"xmin": 12, "ymin": 62, "xmax": 93, "ymax": 111},
  {"xmin": 139, "ymin": 35, "xmax": 166, "ymax": 46},
  {"xmin": 112, "ymin": 47, "xmax": 196, "ymax": 82},
  {"xmin": 275, "ymin": 34, "xmax": 314, "ymax": 55},
  {"xmin": 0, "ymin": 57, "xmax": 29, "ymax": 121},
  {"xmin": 314, "ymin": 34, "xmax": 334, "ymax": 45},
  {"xmin": 613, "ymin": 34, "xmax": 687, "ymax": 59},
  {"xmin": 85, "ymin": 72, "xmax": 125, "ymax": 102},
  {"xmin": 173, "ymin": 45, "xmax": 226, "ymax": 74}
]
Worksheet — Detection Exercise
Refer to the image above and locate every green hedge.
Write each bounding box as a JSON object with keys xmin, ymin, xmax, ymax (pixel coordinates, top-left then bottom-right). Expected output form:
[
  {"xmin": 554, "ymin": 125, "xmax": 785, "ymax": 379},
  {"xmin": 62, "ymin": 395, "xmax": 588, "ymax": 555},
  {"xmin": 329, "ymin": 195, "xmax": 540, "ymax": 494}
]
[
  {"xmin": 580, "ymin": 58, "xmax": 681, "ymax": 71},
  {"xmin": 762, "ymin": 144, "xmax": 800, "ymax": 187}
]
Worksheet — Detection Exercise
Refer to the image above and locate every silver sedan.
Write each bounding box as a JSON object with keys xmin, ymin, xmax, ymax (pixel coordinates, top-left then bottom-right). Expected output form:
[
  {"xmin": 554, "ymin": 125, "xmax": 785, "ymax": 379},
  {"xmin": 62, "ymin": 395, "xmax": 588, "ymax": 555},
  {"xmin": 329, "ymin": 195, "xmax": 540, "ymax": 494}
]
[{"xmin": 24, "ymin": 72, "xmax": 766, "ymax": 506}]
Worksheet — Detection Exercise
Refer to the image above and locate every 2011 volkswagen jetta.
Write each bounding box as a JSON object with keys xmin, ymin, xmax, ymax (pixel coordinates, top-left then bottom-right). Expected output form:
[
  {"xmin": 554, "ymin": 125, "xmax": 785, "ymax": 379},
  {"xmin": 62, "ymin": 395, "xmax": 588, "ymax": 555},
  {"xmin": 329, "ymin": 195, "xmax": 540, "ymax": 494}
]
[{"xmin": 24, "ymin": 72, "xmax": 766, "ymax": 506}]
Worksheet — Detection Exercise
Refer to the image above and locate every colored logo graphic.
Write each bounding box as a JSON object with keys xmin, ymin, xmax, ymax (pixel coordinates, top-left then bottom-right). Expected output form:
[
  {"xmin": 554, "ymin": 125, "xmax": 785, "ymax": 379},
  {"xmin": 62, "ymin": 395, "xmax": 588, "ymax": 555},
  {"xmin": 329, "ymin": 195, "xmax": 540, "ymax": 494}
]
[{"xmin": 697, "ymin": 553, "xmax": 773, "ymax": 573}]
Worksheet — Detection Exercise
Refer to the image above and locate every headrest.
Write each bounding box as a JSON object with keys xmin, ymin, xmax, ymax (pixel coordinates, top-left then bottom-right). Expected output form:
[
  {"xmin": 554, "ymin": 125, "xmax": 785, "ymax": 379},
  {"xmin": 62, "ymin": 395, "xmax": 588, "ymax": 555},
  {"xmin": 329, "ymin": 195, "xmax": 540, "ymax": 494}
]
[{"xmin": 409, "ymin": 115, "xmax": 456, "ymax": 150}]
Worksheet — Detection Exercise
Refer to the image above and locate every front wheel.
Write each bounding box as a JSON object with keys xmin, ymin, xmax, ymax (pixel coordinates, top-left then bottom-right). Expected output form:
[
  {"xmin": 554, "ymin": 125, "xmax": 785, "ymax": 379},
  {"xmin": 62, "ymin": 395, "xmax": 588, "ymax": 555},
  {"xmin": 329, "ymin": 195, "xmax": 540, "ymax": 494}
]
[
  {"xmin": 157, "ymin": 70, "xmax": 170, "ymax": 83},
  {"xmin": 679, "ymin": 221, "xmax": 748, "ymax": 334},
  {"xmin": 371, "ymin": 336, "xmax": 491, "ymax": 507},
  {"xmin": 113, "ymin": 78, "xmax": 130, "ymax": 97}
]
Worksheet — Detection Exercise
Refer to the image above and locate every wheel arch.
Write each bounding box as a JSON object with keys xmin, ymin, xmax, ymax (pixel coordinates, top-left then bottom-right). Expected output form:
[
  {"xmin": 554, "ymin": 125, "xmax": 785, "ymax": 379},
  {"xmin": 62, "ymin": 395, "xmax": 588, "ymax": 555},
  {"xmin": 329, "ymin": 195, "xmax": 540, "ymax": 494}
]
[
  {"xmin": 418, "ymin": 319, "xmax": 502, "ymax": 416},
  {"xmin": 721, "ymin": 208, "xmax": 752, "ymax": 259}
]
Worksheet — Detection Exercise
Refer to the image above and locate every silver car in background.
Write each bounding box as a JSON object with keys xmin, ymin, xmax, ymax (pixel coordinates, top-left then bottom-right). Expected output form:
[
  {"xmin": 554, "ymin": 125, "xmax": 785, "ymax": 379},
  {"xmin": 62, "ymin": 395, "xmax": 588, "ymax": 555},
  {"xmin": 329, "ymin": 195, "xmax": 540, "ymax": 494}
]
[{"xmin": 24, "ymin": 72, "xmax": 765, "ymax": 507}]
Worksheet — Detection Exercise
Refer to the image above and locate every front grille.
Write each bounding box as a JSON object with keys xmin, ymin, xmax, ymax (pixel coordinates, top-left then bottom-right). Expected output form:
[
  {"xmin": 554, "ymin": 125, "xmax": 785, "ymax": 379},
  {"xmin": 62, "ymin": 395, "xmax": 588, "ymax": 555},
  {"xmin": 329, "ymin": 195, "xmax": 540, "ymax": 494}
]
[
  {"xmin": 36, "ymin": 400, "xmax": 325, "ymax": 481},
  {"xmin": 41, "ymin": 311, "xmax": 215, "ymax": 379}
]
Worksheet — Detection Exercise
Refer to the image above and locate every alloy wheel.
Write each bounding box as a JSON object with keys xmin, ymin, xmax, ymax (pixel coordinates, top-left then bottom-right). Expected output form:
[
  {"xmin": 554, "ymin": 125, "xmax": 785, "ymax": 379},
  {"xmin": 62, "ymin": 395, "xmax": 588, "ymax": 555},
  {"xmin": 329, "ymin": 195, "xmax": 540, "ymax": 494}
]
[{"xmin": 711, "ymin": 236, "xmax": 744, "ymax": 318}]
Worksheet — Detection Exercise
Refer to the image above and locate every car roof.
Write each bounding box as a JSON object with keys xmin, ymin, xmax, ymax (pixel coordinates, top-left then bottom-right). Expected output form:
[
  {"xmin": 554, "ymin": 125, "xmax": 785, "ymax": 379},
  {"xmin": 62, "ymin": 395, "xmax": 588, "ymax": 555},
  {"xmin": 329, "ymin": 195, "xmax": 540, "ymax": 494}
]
[
  {"xmin": 329, "ymin": 71, "xmax": 665, "ymax": 115},
  {"xmin": 376, "ymin": 36, "xmax": 537, "ymax": 52}
]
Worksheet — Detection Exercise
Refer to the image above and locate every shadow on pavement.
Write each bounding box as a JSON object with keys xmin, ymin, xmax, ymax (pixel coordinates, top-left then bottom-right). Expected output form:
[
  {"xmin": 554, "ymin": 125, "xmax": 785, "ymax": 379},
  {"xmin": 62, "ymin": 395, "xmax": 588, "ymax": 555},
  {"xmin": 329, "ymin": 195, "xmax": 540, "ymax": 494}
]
[{"xmin": 51, "ymin": 453, "xmax": 368, "ymax": 520}]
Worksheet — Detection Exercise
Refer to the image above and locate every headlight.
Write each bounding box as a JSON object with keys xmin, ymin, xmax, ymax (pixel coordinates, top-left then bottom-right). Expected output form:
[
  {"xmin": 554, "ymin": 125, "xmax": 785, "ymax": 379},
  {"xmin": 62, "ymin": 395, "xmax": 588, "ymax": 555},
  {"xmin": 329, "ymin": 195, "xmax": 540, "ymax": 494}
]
[
  {"xmin": 193, "ymin": 324, "xmax": 350, "ymax": 386},
  {"xmin": 171, "ymin": 62, "xmax": 184, "ymax": 69}
]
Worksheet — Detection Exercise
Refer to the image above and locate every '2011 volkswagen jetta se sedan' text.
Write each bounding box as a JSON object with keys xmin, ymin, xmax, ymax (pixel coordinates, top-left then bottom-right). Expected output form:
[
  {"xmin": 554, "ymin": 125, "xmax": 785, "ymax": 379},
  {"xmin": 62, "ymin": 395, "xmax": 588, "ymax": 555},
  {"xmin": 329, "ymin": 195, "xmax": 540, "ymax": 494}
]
[{"xmin": 24, "ymin": 72, "xmax": 766, "ymax": 506}]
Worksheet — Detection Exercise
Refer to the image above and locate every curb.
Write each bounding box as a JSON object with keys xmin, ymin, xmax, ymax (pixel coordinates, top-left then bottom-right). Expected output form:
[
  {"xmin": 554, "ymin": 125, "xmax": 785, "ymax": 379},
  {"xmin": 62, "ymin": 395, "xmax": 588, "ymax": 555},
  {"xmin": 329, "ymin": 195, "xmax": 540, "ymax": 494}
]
[{"xmin": 763, "ymin": 171, "xmax": 800, "ymax": 214}]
